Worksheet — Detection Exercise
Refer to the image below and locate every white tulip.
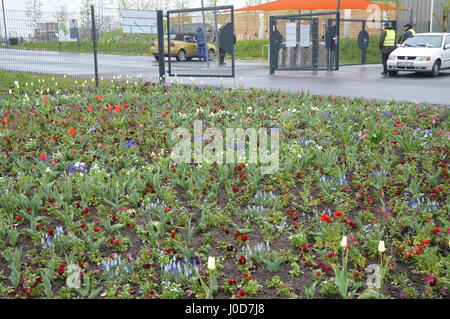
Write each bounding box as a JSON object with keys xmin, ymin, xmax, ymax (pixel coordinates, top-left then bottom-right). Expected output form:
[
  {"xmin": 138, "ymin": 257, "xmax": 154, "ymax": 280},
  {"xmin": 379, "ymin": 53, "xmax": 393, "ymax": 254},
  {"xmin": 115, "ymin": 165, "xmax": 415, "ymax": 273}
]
[
  {"xmin": 378, "ymin": 241, "xmax": 386, "ymax": 253},
  {"xmin": 207, "ymin": 256, "xmax": 216, "ymax": 271},
  {"xmin": 340, "ymin": 236, "xmax": 348, "ymax": 248}
]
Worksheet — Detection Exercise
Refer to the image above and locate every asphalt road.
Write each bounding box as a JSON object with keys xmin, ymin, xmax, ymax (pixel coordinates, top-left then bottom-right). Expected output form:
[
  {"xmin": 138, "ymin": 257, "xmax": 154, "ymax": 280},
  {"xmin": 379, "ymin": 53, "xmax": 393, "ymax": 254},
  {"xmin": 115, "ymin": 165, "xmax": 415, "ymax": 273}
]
[{"xmin": 1, "ymin": 48, "xmax": 450, "ymax": 105}]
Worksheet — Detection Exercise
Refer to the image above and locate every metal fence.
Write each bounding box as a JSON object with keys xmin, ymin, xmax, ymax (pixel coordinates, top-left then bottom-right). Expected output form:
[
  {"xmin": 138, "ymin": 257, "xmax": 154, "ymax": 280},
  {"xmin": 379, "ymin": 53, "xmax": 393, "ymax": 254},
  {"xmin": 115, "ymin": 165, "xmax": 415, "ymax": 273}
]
[
  {"xmin": 0, "ymin": 9, "xmax": 95, "ymax": 79},
  {"xmin": 0, "ymin": 6, "xmax": 165, "ymax": 88}
]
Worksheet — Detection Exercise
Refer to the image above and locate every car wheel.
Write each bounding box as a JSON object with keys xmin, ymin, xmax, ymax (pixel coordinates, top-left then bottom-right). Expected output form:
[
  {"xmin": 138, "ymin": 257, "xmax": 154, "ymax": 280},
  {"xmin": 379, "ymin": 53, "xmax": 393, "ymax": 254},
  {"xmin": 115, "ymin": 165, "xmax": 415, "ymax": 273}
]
[
  {"xmin": 431, "ymin": 60, "xmax": 440, "ymax": 77},
  {"xmin": 388, "ymin": 71, "xmax": 398, "ymax": 76},
  {"xmin": 208, "ymin": 49, "xmax": 215, "ymax": 61},
  {"xmin": 176, "ymin": 50, "xmax": 186, "ymax": 62}
]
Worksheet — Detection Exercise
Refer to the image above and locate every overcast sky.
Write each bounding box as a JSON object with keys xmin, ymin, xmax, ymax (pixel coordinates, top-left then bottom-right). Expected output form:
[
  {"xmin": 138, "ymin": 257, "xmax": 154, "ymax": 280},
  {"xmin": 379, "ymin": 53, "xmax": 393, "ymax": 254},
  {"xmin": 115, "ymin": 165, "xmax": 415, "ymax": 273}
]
[{"xmin": 1, "ymin": 0, "xmax": 250, "ymax": 12}]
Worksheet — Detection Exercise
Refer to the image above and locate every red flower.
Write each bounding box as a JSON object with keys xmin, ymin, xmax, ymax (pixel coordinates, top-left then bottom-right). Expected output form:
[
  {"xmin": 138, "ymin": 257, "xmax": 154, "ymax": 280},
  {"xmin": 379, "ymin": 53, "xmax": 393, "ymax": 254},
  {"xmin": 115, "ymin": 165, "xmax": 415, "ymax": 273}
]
[
  {"xmin": 232, "ymin": 186, "xmax": 239, "ymax": 193},
  {"xmin": 344, "ymin": 218, "xmax": 357, "ymax": 228},
  {"xmin": 114, "ymin": 105, "xmax": 121, "ymax": 113},
  {"xmin": 354, "ymin": 271, "xmax": 360, "ymax": 279},
  {"xmin": 326, "ymin": 252, "xmax": 335, "ymax": 258},
  {"xmin": 333, "ymin": 211, "xmax": 343, "ymax": 217},
  {"xmin": 421, "ymin": 240, "xmax": 430, "ymax": 245},
  {"xmin": 39, "ymin": 154, "xmax": 47, "ymax": 161},
  {"xmin": 43, "ymin": 96, "xmax": 49, "ymax": 103},
  {"xmin": 97, "ymin": 94, "xmax": 103, "ymax": 101},
  {"xmin": 228, "ymin": 279, "xmax": 237, "ymax": 285},
  {"xmin": 71, "ymin": 149, "xmax": 77, "ymax": 154},
  {"xmin": 164, "ymin": 206, "xmax": 173, "ymax": 213},
  {"xmin": 93, "ymin": 226, "xmax": 101, "ymax": 232},
  {"xmin": 432, "ymin": 227, "xmax": 442, "ymax": 233},
  {"xmin": 162, "ymin": 111, "xmax": 170, "ymax": 117},
  {"xmin": 82, "ymin": 208, "xmax": 90, "ymax": 215},
  {"xmin": 15, "ymin": 215, "xmax": 23, "ymax": 221},
  {"xmin": 238, "ymin": 289, "xmax": 248, "ymax": 297},
  {"xmin": 69, "ymin": 127, "xmax": 76, "ymax": 136},
  {"xmin": 240, "ymin": 234, "xmax": 248, "ymax": 242},
  {"xmin": 80, "ymin": 223, "xmax": 87, "ymax": 229},
  {"xmin": 47, "ymin": 226, "xmax": 55, "ymax": 235},
  {"xmin": 57, "ymin": 263, "xmax": 67, "ymax": 276},
  {"xmin": 113, "ymin": 239, "xmax": 121, "ymax": 245},
  {"xmin": 238, "ymin": 256, "xmax": 247, "ymax": 265},
  {"xmin": 405, "ymin": 252, "xmax": 414, "ymax": 259},
  {"xmin": 301, "ymin": 242, "xmax": 310, "ymax": 252},
  {"xmin": 169, "ymin": 231, "xmax": 177, "ymax": 239},
  {"xmin": 395, "ymin": 189, "xmax": 402, "ymax": 196},
  {"xmin": 320, "ymin": 214, "xmax": 332, "ymax": 223}
]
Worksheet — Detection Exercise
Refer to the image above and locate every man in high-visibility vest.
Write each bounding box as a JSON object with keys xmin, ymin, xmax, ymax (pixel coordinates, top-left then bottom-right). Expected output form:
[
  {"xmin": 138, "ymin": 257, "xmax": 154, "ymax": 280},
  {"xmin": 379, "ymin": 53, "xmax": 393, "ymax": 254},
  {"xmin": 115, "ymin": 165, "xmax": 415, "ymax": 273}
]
[
  {"xmin": 379, "ymin": 22, "xmax": 397, "ymax": 75},
  {"xmin": 399, "ymin": 24, "xmax": 416, "ymax": 44}
]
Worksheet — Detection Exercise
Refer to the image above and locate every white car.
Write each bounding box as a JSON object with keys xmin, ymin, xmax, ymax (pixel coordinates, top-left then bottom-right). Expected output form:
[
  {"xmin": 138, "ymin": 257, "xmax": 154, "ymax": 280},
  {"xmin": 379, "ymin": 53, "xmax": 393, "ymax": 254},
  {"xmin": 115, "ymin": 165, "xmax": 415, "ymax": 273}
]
[{"xmin": 387, "ymin": 33, "xmax": 450, "ymax": 76}]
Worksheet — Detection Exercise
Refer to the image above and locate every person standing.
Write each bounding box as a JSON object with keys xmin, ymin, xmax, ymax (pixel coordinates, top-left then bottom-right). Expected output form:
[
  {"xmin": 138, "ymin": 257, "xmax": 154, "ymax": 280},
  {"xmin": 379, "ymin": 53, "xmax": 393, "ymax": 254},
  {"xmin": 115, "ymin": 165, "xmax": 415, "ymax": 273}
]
[
  {"xmin": 196, "ymin": 27, "xmax": 206, "ymax": 61},
  {"xmin": 379, "ymin": 22, "xmax": 396, "ymax": 75},
  {"xmin": 399, "ymin": 23, "xmax": 416, "ymax": 44},
  {"xmin": 218, "ymin": 23, "xmax": 236, "ymax": 66}
]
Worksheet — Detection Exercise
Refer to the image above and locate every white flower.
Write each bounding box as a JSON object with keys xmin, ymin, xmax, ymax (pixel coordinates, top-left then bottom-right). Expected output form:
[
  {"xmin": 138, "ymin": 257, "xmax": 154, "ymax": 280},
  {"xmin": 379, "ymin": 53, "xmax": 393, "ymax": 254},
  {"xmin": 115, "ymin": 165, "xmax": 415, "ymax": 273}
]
[
  {"xmin": 378, "ymin": 240, "xmax": 386, "ymax": 253},
  {"xmin": 340, "ymin": 236, "xmax": 348, "ymax": 248},
  {"xmin": 207, "ymin": 256, "xmax": 216, "ymax": 271}
]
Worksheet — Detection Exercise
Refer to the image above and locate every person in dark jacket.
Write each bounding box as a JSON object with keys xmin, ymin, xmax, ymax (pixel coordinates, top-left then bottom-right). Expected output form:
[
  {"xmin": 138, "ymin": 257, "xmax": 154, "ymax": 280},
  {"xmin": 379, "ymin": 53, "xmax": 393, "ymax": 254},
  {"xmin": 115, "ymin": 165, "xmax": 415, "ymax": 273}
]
[
  {"xmin": 196, "ymin": 27, "xmax": 206, "ymax": 61},
  {"xmin": 379, "ymin": 22, "xmax": 397, "ymax": 75},
  {"xmin": 218, "ymin": 23, "xmax": 236, "ymax": 65},
  {"xmin": 399, "ymin": 23, "xmax": 416, "ymax": 44}
]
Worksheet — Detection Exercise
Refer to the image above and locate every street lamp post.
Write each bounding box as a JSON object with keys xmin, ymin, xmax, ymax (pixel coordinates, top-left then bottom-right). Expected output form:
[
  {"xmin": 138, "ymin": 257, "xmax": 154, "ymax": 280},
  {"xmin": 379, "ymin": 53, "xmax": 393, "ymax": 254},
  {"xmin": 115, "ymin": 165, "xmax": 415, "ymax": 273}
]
[
  {"xmin": 200, "ymin": 0, "xmax": 210, "ymax": 68},
  {"xmin": 430, "ymin": 0, "xmax": 434, "ymax": 32},
  {"xmin": 1, "ymin": 0, "xmax": 8, "ymax": 45}
]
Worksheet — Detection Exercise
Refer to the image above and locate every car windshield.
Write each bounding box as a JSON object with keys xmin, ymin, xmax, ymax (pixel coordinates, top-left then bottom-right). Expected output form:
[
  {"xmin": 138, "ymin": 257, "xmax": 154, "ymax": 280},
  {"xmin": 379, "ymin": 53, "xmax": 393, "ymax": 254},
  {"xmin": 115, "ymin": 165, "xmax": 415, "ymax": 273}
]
[{"xmin": 403, "ymin": 35, "xmax": 443, "ymax": 48}]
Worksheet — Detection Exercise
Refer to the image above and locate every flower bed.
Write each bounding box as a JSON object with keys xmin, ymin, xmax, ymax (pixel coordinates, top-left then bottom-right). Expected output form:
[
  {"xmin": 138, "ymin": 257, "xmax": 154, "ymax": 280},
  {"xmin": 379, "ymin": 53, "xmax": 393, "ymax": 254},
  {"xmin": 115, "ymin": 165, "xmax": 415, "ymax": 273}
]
[{"xmin": 0, "ymin": 81, "xmax": 448, "ymax": 299}]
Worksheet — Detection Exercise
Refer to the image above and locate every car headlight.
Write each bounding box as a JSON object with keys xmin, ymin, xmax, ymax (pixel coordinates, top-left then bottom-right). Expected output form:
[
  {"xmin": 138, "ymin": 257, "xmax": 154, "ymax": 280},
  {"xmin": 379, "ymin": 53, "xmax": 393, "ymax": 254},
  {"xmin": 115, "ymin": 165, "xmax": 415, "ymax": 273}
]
[
  {"xmin": 416, "ymin": 56, "xmax": 432, "ymax": 61},
  {"xmin": 388, "ymin": 55, "xmax": 397, "ymax": 61}
]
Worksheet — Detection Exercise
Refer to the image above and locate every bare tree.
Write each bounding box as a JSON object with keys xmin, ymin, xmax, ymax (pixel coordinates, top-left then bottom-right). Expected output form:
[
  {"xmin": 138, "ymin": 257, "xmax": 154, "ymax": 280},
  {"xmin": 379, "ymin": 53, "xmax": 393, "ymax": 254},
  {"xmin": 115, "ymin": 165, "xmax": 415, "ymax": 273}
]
[
  {"xmin": 173, "ymin": 0, "xmax": 188, "ymax": 10},
  {"xmin": 79, "ymin": 0, "xmax": 95, "ymax": 39},
  {"xmin": 207, "ymin": 0, "xmax": 229, "ymax": 6},
  {"xmin": 54, "ymin": 1, "xmax": 69, "ymax": 23},
  {"xmin": 25, "ymin": 0, "xmax": 43, "ymax": 37},
  {"xmin": 118, "ymin": 0, "xmax": 133, "ymax": 9},
  {"xmin": 438, "ymin": 0, "xmax": 449, "ymax": 32}
]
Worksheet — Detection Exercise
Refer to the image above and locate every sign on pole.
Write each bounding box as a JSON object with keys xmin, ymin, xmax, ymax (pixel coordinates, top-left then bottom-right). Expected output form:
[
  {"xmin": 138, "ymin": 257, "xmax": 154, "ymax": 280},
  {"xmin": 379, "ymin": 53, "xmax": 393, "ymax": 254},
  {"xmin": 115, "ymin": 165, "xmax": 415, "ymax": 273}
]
[
  {"xmin": 299, "ymin": 22, "xmax": 311, "ymax": 47},
  {"xmin": 285, "ymin": 22, "xmax": 297, "ymax": 47},
  {"xmin": 58, "ymin": 19, "xmax": 78, "ymax": 42},
  {"xmin": 121, "ymin": 9, "xmax": 157, "ymax": 34}
]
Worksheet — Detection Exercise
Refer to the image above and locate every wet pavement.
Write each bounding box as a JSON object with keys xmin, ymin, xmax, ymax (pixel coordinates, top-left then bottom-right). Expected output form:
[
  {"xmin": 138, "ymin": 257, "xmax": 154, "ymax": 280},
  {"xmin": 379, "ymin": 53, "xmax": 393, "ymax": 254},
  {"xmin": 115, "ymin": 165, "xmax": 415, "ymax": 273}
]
[{"xmin": 1, "ymin": 48, "xmax": 449, "ymax": 105}]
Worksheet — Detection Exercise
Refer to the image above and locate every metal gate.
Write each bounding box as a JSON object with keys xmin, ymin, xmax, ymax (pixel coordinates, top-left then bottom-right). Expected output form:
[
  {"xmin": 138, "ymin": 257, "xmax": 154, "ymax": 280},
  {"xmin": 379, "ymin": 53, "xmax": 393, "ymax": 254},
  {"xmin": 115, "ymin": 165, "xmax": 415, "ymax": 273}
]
[
  {"xmin": 335, "ymin": 18, "xmax": 397, "ymax": 66},
  {"xmin": 270, "ymin": 12, "xmax": 340, "ymax": 74},
  {"xmin": 166, "ymin": 6, "xmax": 235, "ymax": 78}
]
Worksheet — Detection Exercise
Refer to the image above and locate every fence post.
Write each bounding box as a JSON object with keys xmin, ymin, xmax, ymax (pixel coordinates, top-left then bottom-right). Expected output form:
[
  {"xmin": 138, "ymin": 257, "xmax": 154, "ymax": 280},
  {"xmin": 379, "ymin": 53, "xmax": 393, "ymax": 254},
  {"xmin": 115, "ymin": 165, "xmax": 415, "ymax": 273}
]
[
  {"xmin": 90, "ymin": 5, "xmax": 99, "ymax": 88},
  {"xmin": 157, "ymin": 10, "xmax": 165, "ymax": 83},
  {"xmin": 1, "ymin": 0, "xmax": 8, "ymax": 45}
]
